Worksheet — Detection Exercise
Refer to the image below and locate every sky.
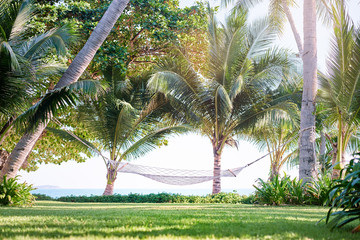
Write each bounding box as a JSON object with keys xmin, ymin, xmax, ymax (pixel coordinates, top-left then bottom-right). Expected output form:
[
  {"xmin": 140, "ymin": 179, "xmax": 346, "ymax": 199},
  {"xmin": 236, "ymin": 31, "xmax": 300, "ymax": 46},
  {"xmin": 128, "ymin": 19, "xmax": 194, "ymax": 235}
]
[{"xmin": 18, "ymin": 0, "xmax": 360, "ymax": 193}]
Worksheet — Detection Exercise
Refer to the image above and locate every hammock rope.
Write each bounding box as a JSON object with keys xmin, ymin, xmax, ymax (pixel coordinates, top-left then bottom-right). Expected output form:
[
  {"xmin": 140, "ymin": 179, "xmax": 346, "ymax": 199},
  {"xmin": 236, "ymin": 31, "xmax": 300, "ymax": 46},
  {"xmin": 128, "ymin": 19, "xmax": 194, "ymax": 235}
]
[{"xmin": 53, "ymin": 118, "xmax": 308, "ymax": 186}]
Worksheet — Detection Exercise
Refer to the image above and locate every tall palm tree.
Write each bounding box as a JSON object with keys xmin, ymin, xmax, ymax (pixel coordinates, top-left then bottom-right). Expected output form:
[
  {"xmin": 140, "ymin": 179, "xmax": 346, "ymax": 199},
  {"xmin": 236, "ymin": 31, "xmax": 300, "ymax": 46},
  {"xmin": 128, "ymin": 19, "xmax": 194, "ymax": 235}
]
[
  {"xmin": 1, "ymin": 0, "xmax": 130, "ymax": 179},
  {"xmin": 148, "ymin": 9, "xmax": 297, "ymax": 194},
  {"xmin": 318, "ymin": 1, "xmax": 360, "ymax": 178},
  {"xmin": 223, "ymin": 0, "xmax": 325, "ymax": 182}
]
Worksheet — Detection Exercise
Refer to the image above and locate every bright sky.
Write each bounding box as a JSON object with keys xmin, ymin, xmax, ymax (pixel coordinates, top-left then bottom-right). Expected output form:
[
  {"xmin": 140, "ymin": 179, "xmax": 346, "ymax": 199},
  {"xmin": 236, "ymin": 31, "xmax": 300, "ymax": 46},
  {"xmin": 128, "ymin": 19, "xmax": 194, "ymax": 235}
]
[{"xmin": 19, "ymin": 0, "xmax": 360, "ymax": 193}]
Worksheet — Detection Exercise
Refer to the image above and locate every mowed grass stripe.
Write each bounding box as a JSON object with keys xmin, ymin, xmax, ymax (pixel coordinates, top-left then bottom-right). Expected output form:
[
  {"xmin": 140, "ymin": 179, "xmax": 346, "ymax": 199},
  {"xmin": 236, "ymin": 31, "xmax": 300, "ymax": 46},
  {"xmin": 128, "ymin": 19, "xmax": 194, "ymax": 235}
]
[{"xmin": 0, "ymin": 201, "xmax": 357, "ymax": 239}]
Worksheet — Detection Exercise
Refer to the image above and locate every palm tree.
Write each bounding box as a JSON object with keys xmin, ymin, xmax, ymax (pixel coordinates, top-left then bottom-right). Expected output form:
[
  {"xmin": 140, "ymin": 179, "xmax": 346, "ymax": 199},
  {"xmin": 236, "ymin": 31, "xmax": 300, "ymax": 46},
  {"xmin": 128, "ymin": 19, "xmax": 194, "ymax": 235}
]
[
  {"xmin": 244, "ymin": 77, "xmax": 301, "ymax": 180},
  {"xmin": 59, "ymin": 67, "xmax": 189, "ymax": 195},
  {"xmin": 223, "ymin": 0, "xmax": 324, "ymax": 182},
  {"xmin": 1, "ymin": 0, "xmax": 130, "ymax": 179},
  {"xmin": 0, "ymin": 0, "xmax": 74, "ymax": 133},
  {"xmin": 148, "ymin": 9, "xmax": 297, "ymax": 194},
  {"xmin": 318, "ymin": 1, "xmax": 360, "ymax": 178},
  {"xmin": 0, "ymin": 0, "xmax": 76, "ymax": 168}
]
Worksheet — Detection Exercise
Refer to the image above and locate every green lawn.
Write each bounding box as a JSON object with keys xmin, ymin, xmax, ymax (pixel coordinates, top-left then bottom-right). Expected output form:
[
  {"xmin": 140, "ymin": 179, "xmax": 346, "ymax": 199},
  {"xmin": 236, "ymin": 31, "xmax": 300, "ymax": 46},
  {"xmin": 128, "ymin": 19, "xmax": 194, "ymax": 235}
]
[{"xmin": 0, "ymin": 201, "xmax": 357, "ymax": 239}]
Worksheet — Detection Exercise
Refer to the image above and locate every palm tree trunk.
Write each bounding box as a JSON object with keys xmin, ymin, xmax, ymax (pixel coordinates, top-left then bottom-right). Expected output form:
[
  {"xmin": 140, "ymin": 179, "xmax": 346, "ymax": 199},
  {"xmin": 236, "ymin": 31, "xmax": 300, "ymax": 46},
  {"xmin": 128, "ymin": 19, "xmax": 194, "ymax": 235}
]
[
  {"xmin": 0, "ymin": 116, "xmax": 15, "ymax": 146},
  {"xmin": 299, "ymin": 0, "xmax": 318, "ymax": 183},
  {"xmin": 331, "ymin": 148, "xmax": 340, "ymax": 179},
  {"xmin": 0, "ymin": 0, "xmax": 130, "ymax": 180},
  {"xmin": 55, "ymin": 0, "xmax": 129, "ymax": 88},
  {"xmin": 282, "ymin": 0, "xmax": 303, "ymax": 55},
  {"xmin": 319, "ymin": 130, "xmax": 326, "ymax": 173},
  {"xmin": 103, "ymin": 165, "xmax": 118, "ymax": 195},
  {"xmin": 212, "ymin": 148, "xmax": 222, "ymax": 194},
  {"xmin": 0, "ymin": 124, "xmax": 45, "ymax": 178},
  {"xmin": 270, "ymin": 162, "xmax": 280, "ymax": 181}
]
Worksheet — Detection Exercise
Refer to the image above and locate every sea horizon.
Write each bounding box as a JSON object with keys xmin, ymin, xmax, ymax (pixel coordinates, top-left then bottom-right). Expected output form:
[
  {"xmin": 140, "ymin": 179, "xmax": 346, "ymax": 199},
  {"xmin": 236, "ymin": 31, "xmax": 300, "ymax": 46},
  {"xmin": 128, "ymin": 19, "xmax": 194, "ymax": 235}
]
[{"xmin": 31, "ymin": 188, "xmax": 255, "ymax": 198}]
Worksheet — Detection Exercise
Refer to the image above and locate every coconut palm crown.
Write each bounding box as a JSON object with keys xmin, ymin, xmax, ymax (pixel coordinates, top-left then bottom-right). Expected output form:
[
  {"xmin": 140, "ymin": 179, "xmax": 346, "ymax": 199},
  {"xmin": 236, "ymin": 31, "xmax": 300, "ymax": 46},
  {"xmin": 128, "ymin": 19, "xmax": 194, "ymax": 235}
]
[
  {"xmin": 0, "ymin": 0, "xmax": 75, "ymax": 118},
  {"xmin": 148, "ymin": 8, "xmax": 298, "ymax": 194},
  {"xmin": 72, "ymin": 67, "xmax": 190, "ymax": 195}
]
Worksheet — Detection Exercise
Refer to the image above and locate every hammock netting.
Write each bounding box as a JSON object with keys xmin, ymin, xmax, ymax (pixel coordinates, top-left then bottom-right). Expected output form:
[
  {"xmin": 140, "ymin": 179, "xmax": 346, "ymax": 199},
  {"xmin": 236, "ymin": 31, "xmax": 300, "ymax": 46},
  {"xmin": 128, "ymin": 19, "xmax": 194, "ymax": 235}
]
[{"xmin": 110, "ymin": 160, "xmax": 246, "ymax": 185}]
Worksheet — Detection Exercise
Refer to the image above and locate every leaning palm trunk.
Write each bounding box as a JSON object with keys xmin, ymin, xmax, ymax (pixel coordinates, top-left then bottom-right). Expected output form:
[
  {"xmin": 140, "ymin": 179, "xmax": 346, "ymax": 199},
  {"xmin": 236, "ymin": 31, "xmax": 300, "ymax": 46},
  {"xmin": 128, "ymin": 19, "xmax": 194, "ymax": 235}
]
[
  {"xmin": 281, "ymin": 0, "xmax": 303, "ymax": 55},
  {"xmin": 103, "ymin": 165, "xmax": 118, "ymax": 195},
  {"xmin": 298, "ymin": 0, "xmax": 318, "ymax": 182},
  {"xmin": 1, "ymin": 123, "xmax": 45, "ymax": 178},
  {"xmin": 0, "ymin": 0, "xmax": 130, "ymax": 180}
]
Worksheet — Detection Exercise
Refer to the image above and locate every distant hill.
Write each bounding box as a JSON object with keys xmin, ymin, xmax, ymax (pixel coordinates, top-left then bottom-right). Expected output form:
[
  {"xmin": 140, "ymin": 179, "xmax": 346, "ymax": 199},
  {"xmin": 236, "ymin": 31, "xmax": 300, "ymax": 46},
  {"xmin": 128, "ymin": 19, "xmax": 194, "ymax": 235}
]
[{"xmin": 34, "ymin": 185, "xmax": 61, "ymax": 189}]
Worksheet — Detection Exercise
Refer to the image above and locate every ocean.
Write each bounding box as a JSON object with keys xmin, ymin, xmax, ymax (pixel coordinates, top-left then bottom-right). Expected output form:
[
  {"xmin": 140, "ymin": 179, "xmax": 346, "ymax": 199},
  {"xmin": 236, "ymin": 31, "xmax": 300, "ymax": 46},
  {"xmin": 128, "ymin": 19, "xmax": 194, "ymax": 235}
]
[{"xmin": 31, "ymin": 188, "xmax": 255, "ymax": 198}]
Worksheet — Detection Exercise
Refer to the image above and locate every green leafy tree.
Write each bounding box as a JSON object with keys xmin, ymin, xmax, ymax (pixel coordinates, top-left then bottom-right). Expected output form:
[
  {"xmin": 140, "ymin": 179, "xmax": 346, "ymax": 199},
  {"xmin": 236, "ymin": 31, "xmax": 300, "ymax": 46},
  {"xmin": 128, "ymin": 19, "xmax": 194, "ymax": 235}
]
[
  {"xmin": 29, "ymin": 0, "xmax": 208, "ymax": 77},
  {"xmin": 149, "ymin": 8, "xmax": 297, "ymax": 194}
]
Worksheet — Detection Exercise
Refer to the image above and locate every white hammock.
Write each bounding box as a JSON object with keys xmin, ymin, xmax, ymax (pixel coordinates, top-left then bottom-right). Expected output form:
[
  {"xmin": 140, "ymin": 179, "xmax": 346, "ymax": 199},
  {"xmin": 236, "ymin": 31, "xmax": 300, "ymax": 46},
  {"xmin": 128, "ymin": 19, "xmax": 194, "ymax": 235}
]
[{"xmin": 109, "ymin": 160, "xmax": 246, "ymax": 185}]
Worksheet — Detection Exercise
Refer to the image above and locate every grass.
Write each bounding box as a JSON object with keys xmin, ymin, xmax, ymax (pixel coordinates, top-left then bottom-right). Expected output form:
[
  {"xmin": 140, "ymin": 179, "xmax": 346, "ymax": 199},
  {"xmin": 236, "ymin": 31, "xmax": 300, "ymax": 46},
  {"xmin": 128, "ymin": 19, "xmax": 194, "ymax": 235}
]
[{"xmin": 0, "ymin": 201, "xmax": 358, "ymax": 239}]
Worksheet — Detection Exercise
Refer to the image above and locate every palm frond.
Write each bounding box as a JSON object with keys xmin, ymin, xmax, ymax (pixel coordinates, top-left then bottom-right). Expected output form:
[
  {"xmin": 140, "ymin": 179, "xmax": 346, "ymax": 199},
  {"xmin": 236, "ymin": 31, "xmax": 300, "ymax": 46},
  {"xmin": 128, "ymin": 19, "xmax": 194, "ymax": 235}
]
[
  {"xmin": 316, "ymin": 0, "xmax": 335, "ymax": 26},
  {"xmin": 21, "ymin": 24, "xmax": 77, "ymax": 60},
  {"xmin": 229, "ymin": 0, "xmax": 264, "ymax": 9},
  {"xmin": 0, "ymin": 0, "xmax": 30, "ymax": 41},
  {"xmin": 15, "ymin": 80, "xmax": 103, "ymax": 132},
  {"xmin": 0, "ymin": 41, "xmax": 20, "ymax": 71},
  {"xmin": 9, "ymin": 0, "xmax": 32, "ymax": 42},
  {"xmin": 246, "ymin": 17, "xmax": 277, "ymax": 59},
  {"xmin": 46, "ymin": 126, "xmax": 98, "ymax": 156},
  {"xmin": 121, "ymin": 125, "xmax": 192, "ymax": 161}
]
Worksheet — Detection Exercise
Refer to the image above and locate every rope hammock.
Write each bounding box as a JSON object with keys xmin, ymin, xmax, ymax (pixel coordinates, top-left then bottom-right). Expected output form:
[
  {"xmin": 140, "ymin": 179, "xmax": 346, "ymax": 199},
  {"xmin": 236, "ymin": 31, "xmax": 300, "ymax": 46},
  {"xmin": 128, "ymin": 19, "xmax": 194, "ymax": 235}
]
[
  {"xmin": 53, "ymin": 118, "xmax": 306, "ymax": 186},
  {"xmin": 109, "ymin": 161, "xmax": 249, "ymax": 185}
]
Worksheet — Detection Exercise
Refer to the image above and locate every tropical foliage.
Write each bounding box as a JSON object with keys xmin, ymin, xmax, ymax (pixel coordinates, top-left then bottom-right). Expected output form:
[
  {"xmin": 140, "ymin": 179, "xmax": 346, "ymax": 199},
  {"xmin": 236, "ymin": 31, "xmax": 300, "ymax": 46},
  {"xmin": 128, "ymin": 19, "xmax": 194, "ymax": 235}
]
[
  {"xmin": 254, "ymin": 173, "xmax": 335, "ymax": 206},
  {"xmin": 254, "ymin": 174, "xmax": 305, "ymax": 205},
  {"xmin": 0, "ymin": 175, "xmax": 35, "ymax": 206},
  {"xmin": 326, "ymin": 156, "xmax": 360, "ymax": 233}
]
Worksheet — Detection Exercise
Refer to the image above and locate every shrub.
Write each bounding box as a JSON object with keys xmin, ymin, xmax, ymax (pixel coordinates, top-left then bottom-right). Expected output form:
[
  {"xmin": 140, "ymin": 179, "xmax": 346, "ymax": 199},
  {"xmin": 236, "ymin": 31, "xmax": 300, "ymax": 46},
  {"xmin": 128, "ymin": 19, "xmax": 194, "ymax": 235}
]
[
  {"xmin": 0, "ymin": 175, "xmax": 35, "ymax": 207},
  {"xmin": 326, "ymin": 158, "xmax": 360, "ymax": 233},
  {"xmin": 56, "ymin": 192, "xmax": 253, "ymax": 204},
  {"xmin": 33, "ymin": 194, "xmax": 53, "ymax": 200},
  {"xmin": 306, "ymin": 172, "xmax": 334, "ymax": 205},
  {"xmin": 254, "ymin": 175, "xmax": 308, "ymax": 205}
]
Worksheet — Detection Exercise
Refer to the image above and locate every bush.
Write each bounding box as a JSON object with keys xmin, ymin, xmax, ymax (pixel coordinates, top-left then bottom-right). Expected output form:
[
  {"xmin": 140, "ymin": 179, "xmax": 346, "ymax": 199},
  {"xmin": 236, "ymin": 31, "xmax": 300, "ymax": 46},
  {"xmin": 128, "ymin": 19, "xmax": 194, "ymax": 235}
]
[
  {"xmin": 326, "ymin": 157, "xmax": 360, "ymax": 233},
  {"xmin": 56, "ymin": 192, "xmax": 253, "ymax": 204},
  {"xmin": 254, "ymin": 175, "xmax": 306, "ymax": 205},
  {"xmin": 33, "ymin": 194, "xmax": 54, "ymax": 200},
  {"xmin": 306, "ymin": 172, "xmax": 334, "ymax": 205},
  {"xmin": 0, "ymin": 175, "xmax": 35, "ymax": 207}
]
